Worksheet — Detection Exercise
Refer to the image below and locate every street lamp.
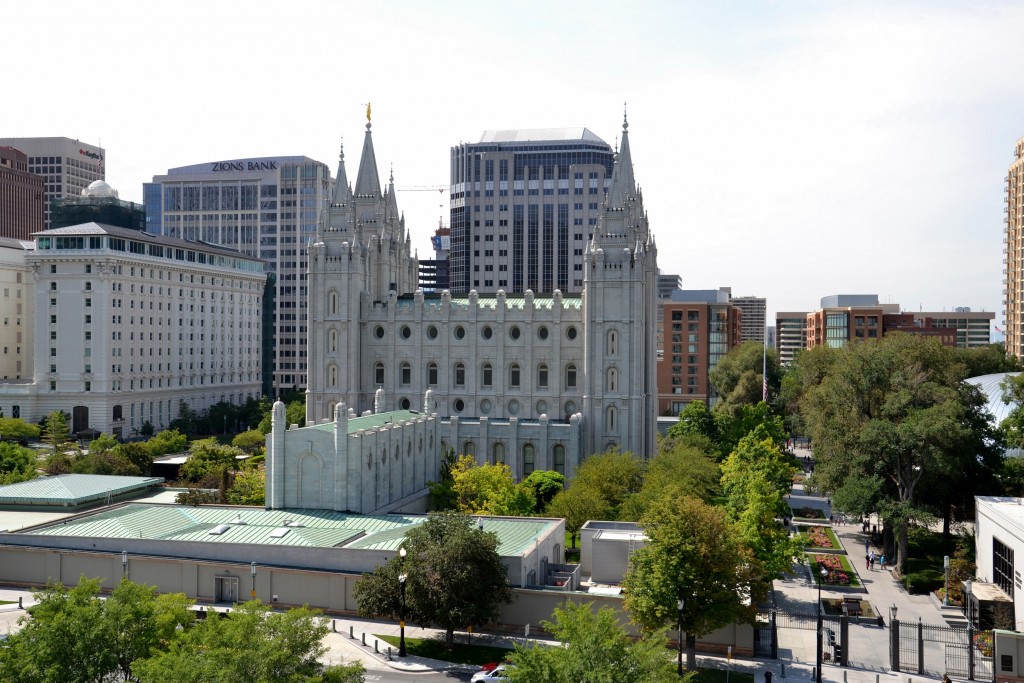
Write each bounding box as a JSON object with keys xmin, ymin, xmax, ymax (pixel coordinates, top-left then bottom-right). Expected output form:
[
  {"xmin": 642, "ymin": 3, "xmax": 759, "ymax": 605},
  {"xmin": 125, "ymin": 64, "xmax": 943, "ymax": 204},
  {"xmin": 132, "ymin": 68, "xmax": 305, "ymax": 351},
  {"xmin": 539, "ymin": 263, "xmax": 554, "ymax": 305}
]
[
  {"xmin": 816, "ymin": 567, "xmax": 827, "ymax": 683},
  {"xmin": 250, "ymin": 562, "xmax": 257, "ymax": 600},
  {"xmin": 944, "ymin": 555, "xmax": 950, "ymax": 606},
  {"xmin": 677, "ymin": 598, "xmax": 685, "ymax": 676},
  {"xmin": 121, "ymin": 551, "xmax": 128, "ymax": 580},
  {"xmin": 965, "ymin": 579, "xmax": 973, "ymax": 627},
  {"xmin": 398, "ymin": 546, "xmax": 408, "ymax": 658}
]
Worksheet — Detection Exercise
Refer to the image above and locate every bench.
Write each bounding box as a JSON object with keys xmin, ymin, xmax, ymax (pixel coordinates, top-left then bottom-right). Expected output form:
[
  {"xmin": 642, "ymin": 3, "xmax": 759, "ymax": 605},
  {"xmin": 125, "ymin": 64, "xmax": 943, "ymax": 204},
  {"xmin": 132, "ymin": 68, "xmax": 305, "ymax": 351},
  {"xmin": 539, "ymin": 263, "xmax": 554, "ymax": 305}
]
[{"xmin": 843, "ymin": 599, "xmax": 863, "ymax": 617}]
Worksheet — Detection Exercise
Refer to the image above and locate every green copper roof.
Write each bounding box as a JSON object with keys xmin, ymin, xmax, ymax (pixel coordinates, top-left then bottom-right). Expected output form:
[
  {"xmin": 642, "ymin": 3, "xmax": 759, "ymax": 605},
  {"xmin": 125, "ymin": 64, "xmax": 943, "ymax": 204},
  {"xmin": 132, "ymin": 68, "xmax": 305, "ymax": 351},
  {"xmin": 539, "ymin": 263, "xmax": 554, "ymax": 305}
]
[
  {"xmin": 0, "ymin": 475, "xmax": 164, "ymax": 507},
  {"xmin": 297, "ymin": 409, "xmax": 427, "ymax": 434}
]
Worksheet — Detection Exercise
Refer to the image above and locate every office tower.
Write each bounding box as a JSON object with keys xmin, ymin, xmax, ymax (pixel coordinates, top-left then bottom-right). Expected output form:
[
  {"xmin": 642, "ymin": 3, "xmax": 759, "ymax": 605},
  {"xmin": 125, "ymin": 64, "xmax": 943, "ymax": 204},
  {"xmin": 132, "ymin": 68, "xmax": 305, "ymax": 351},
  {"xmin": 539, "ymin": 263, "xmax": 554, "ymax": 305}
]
[
  {"xmin": 418, "ymin": 220, "xmax": 450, "ymax": 292},
  {"xmin": 449, "ymin": 128, "xmax": 616, "ymax": 294},
  {"xmin": 1006, "ymin": 137, "xmax": 1024, "ymax": 358},
  {"xmin": 0, "ymin": 147, "xmax": 44, "ymax": 239},
  {"xmin": 145, "ymin": 156, "xmax": 331, "ymax": 395},
  {"xmin": 775, "ymin": 312, "xmax": 809, "ymax": 365},
  {"xmin": 0, "ymin": 137, "xmax": 104, "ymax": 230},
  {"xmin": 657, "ymin": 288, "xmax": 742, "ymax": 414},
  {"xmin": 731, "ymin": 295, "xmax": 767, "ymax": 344}
]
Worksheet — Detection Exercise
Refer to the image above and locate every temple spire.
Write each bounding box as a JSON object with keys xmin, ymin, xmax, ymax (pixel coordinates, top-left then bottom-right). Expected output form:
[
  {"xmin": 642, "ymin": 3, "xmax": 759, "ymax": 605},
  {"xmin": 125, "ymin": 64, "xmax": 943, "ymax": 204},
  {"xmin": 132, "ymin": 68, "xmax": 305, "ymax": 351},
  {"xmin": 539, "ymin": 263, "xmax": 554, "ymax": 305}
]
[
  {"xmin": 354, "ymin": 118, "xmax": 382, "ymax": 197},
  {"xmin": 332, "ymin": 138, "xmax": 351, "ymax": 204},
  {"xmin": 606, "ymin": 107, "xmax": 636, "ymax": 210}
]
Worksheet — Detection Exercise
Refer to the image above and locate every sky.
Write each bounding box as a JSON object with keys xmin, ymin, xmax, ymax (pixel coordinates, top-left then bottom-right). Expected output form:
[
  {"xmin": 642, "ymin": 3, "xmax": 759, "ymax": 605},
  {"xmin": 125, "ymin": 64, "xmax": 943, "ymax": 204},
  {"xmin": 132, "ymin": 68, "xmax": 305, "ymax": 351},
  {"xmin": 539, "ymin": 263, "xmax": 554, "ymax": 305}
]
[{"xmin": 7, "ymin": 0, "xmax": 1024, "ymax": 324}]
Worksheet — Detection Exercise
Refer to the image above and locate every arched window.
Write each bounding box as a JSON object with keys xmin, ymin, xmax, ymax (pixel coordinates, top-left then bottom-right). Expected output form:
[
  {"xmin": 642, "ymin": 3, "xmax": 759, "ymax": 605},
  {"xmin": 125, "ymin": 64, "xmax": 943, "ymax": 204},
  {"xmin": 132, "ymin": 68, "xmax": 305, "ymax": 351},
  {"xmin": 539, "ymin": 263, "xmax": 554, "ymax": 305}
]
[
  {"xmin": 427, "ymin": 362, "xmax": 438, "ymax": 385},
  {"xmin": 607, "ymin": 367, "xmax": 618, "ymax": 392},
  {"xmin": 328, "ymin": 364, "xmax": 337, "ymax": 387},
  {"xmin": 509, "ymin": 363, "xmax": 521, "ymax": 388},
  {"xmin": 481, "ymin": 363, "xmax": 493, "ymax": 388},
  {"xmin": 400, "ymin": 362, "xmax": 411, "ymax": 385},
  {"xmin": 374, "ymin": 362, "xmax": 384, "ymax": 385},
  {"xmin": 329, "ymin": 291, "xmax": 338, "ymax": 316},
  {"xmin": 522, "ymin": 443, "xmax": 535, "ymax": 476},
  {"xmin": 454, "ymin": 363, "xmax": 465, "ymax": 387},
  {"xmin": 537, "ymin": 364, "xmax": 549, "ymax": 388},
  {"xmin": 463, "ymin": 441, "xmax": 476, "ymax": 457},
  {"xmin": 492, "ymin": 442, "xmax": 505, "ymax": 465},
  {"xmin": 606, "ymin": 406, "xmax": 617, "ymax": 431},
  {"xmin": 552, "ymin": 444, "xmax": 566, "ymax": 475},
  {"xmin": 607, "ymin": 329, "xmax": 618, "ymax": 355},
  {"xmin": 566, "ymin": 363, "xmax": 577, "ymax": 389},
  {"xmin": 329, "ymin": 329, "xmax": 338, "ymax": 353}
]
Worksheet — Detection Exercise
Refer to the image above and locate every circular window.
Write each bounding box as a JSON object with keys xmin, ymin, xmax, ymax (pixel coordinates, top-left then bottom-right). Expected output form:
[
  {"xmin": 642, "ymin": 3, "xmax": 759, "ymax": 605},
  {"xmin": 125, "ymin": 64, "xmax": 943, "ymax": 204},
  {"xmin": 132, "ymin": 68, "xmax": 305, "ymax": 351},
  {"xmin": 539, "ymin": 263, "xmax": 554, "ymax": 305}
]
[
  {"xmin": 508, "ymin": 399, "xmax": 520, "ymax": 415},
  {"xmin": 454, "ymin": 398, "xmax": 465, "ymax": 412},
  {"xmin": 566, "ymin": 326, "xmax": 578, "ymax": 341},
  {"xmin": 564, "ymin": 400, "xmax": 578, "ymax": 415},
  {"xmin": 482, "ymin": 325, "xmax": 493, "ymax": 340},
  {"xmin": 427, "ymin": 325, "xmax": 438, "ymax": 339},
  {"xmin": 400, "ymin": 325, "xmax": 411, "ymax": 339},
  {"xmin": 509, "ymin": 326, "xmax": 521, "ymax": 341},
  {"xmin": 454, "ymin": 326, "xmax": 466, "ymax": 339},
  {"xmin": 373, "ymin": 326, "xmax": 385, "ymax": 339},
  {"xmin": 537, "ymin": 326, "xmax": 549, "ymax": 340},
  {"xmin": 480, "ymin": 399, "xmax": 492, "ymax": 414},
  {"xmin": 399, "ymin": 397, "xmax": 411, "ymax": 410},
  {"xmin": 536, "ymin": 400, "xmax": 548, "ymax": 415}
]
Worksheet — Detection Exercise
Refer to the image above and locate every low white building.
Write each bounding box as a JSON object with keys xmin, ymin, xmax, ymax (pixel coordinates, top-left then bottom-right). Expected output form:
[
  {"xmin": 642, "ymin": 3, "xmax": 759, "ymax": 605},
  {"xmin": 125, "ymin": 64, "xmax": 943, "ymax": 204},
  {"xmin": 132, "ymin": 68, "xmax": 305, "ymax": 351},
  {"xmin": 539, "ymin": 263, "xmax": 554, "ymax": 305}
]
[
  {"xmin": 973, "ymin": 496, "xmax": 1020, "ymax": 629},
  {"xmin": 0, "ymin": 221, "xmax": 266, "ymax": 437}
]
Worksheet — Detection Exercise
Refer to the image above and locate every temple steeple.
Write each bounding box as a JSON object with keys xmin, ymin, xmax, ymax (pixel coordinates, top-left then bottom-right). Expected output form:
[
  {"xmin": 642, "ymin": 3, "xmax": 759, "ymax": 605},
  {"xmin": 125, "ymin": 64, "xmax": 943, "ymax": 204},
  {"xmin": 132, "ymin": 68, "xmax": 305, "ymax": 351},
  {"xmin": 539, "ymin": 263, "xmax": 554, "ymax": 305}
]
[
  {"xmin": 606, "ymin": 107, "xmax": 636, "ymax": 210},
  {"xmin": 355, "ymin": 120, "xmax": 382, "ymax": 197},
  {"xmin": 332, "ymin": 138, "xmax": 351, "ymax": 204}
]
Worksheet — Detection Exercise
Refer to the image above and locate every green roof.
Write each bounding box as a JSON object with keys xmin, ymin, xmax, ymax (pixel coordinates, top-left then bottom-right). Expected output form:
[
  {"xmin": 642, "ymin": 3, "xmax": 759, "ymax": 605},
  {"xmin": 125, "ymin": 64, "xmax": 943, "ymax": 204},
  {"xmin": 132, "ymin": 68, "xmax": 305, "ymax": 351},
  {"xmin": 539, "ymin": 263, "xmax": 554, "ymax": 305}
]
[
  {"xmin": 0, "ymin": 475, "xmax": 164, "ymax": 507},
  {"xmin": 24, "ymin": 504, "xmax": 561, "ymax": 556},
  {"xmin": 298, "ymin": 409, "xmax": 426, "ymax": 434}
]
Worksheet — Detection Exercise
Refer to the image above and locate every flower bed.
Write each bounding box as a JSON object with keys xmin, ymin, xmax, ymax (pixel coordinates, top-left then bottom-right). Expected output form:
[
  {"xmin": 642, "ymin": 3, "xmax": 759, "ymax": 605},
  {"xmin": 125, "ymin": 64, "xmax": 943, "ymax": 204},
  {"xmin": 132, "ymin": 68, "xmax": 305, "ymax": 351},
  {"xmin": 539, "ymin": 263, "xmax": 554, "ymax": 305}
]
[
  {"xmin": 810, "ymin": 553, "xmax": 861, "ymax": 587},
  {"xmin": 791, "ymin": 506, "xmax": 825, "ymax": 520},
  {"xmin": 974, "ymin": 631, "xmax": 993, "ymax": 657},
  {"xmin": 804, "ymin": 526, "xmax": 841, "ymax": 550}
]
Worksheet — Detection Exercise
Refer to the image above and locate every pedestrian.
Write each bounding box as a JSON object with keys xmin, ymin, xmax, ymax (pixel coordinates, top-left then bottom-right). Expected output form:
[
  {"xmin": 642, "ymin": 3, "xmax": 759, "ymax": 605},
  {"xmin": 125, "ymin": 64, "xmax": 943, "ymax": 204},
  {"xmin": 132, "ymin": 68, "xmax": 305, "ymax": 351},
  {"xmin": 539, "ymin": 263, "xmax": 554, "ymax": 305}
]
[
  {"xmin": 766, "ymin": 670, "xmax": 773, "ymax": 683},
  {"xmin": 869, "ymin": 551, "xmax": 876, "ymax": 570},
  {"xmin": 943, "ymin": 675, "xmax": 952, "ymax": 683},
  {"xmin": 865, "ymin": 538, "xmax": 870, "ymax": 553},
  {"xmin": 880, "ymin": 554, "xmax": 886, "ymax": 570},
  {"xmin": 865, "ymin": 553, "xmax": 870, "ymax": 570}
]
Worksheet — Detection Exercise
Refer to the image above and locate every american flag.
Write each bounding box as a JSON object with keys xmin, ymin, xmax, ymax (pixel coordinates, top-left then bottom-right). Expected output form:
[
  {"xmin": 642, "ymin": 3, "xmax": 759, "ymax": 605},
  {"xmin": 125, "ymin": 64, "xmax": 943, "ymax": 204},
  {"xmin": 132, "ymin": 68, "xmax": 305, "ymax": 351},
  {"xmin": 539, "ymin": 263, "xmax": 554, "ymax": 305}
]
[{"xmin": 762, "ymin": 337, "xmax": 768, "ymax": 402}]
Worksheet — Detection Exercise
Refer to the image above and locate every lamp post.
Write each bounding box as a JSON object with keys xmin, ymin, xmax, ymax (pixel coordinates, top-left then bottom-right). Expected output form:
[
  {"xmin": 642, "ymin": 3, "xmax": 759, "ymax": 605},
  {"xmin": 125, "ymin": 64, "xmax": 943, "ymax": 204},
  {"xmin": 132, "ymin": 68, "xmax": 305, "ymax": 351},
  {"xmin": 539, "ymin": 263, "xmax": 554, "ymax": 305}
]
[
  {"xmin": 250, "ymin": 562, "xmax": 257, "ymax": 600},
  {"xmin": 677, "ymin": 598, "xmax": 685, "ymax": 676},
  {"xmin": 965, "ymin": 579, "xmax": 973, "ymax": 627},
  {"xmin": 398, "ymin": 546, "xmax": 408, "ymax": 658},
  {"xmin": 966, "ymin": 579, "xmax": 975, "ymax": 680},
  {"xmin": 816, "ymin": 567, "xmax": 827, "ymax": 683},
  {"xmin": 121, "ymin": 551, "xmax": 128, "ymax": 580},
  {"xmin": 944, "ymin": 555, "xmax": 950, "ymax": 606}
]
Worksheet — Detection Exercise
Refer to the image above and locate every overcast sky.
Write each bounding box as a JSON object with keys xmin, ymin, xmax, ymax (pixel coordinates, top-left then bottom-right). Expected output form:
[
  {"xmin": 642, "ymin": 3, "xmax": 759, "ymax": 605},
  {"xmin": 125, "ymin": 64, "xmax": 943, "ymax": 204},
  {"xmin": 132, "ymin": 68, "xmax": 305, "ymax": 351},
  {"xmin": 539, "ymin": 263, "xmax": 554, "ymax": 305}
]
[{"xmin": 8, "ymin": 0, "xmax": 1024, "ymax": 324}]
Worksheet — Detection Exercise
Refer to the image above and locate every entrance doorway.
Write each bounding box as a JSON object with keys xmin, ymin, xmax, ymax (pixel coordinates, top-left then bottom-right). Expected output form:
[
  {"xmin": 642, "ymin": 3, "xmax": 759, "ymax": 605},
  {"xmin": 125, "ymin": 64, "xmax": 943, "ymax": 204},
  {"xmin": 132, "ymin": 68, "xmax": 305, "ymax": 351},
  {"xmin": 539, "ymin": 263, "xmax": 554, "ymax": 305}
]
[{"xmin": 215, "ymin": 576, "xmax": 239, "ymax": 603}]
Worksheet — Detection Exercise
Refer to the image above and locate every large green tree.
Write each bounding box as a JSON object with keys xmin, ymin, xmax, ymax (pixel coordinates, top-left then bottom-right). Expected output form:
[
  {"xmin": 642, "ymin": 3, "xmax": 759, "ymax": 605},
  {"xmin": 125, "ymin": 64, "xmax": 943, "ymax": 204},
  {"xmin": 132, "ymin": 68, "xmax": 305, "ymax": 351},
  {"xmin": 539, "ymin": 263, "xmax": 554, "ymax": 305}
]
[
  {"xmin": 449, "ymin": 455, "xmax": 534, "ymax": 516},
  {"xmin": 521, "ymin": 470, "xmax": 565, "ymax": 513},
  {"xmin": 353, "ymin": 511, "xmax": 512, "ymax": 646},
  {"xmin": 570, "ymin": 449, "xmax": 644, "ymax": 518},
  {"xmin": 618, "ymin": 440, "xmax": 720, "ymax": 520},
  {"xmin": 623, "ymin": 495, "xmax": 756, "ymax": 671},
  {"xmin": 0, "ymin": 416, "xmax": 41, "ymax": 441},
  {"xmin": 547, "ymin": 484, "xmax": 609, "ymax": 549},
  {"xmin": 797, "ymin": 333, "xmax": 1003, "ymax": 570},
  {"xmin": 0, "ymin": 441, "xmax": 38, "ymax": 485},
  {"xmin": 505, "ymin": 601, "xmax": 679, "ymax": 683},
  {"xmin": 709, "ymin": 341, "xmax": 783, "ymax": 414}
]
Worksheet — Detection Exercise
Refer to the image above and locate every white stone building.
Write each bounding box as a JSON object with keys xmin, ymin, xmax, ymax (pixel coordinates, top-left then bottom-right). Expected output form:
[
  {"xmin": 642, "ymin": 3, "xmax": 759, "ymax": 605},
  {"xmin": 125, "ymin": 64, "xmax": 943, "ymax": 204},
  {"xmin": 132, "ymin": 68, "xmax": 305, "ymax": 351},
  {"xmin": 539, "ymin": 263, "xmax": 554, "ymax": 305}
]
[
  {"xmin": 299, "ymin": 114, "xmax": 658, "ymax": 483},
  {"xmin": 0, "ymin": 238, "xmax": 33, "ymax": 382},
  {"xmin": 0, "ymin": 221, "xmax": 266, "ymax": 436}
]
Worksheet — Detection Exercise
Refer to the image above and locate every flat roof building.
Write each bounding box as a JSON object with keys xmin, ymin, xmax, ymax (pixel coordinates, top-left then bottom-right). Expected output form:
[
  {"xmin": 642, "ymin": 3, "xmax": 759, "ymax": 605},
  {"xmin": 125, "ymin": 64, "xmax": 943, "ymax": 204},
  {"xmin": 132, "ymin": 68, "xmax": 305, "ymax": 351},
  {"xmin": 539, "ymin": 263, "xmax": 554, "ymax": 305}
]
[
  {"xmin": 0, "ymin": 146, "xmax": 44, "ymax": 239},
  {"xmin": 731, "ymin": 295, "xmax": 766, "ymax": 344}
]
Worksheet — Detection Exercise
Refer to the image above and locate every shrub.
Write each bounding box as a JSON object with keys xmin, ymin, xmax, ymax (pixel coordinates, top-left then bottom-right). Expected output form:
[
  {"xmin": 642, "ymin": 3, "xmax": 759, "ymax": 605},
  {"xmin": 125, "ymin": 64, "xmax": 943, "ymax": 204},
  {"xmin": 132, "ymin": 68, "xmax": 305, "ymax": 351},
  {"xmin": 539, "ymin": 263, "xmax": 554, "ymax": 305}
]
[{"xmin": 902, "ymin": 568, "xmax": 944, "ymax": 594}]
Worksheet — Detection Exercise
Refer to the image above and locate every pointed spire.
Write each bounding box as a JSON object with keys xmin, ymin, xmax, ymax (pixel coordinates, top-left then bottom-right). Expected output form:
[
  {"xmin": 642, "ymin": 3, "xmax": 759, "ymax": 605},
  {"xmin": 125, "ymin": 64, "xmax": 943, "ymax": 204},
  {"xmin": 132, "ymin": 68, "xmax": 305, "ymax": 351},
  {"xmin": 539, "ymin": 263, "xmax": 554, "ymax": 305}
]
[
  {"xmin": 332, "ymin": 138, "xmax": 351, "ymax": 204},
  {"xmin": 355, "ymin": 119, "xmax": 382, "ymax": 197},
  {"xmin": 606, "ymin": 107, "xmax": 636, "ymax": 210}
]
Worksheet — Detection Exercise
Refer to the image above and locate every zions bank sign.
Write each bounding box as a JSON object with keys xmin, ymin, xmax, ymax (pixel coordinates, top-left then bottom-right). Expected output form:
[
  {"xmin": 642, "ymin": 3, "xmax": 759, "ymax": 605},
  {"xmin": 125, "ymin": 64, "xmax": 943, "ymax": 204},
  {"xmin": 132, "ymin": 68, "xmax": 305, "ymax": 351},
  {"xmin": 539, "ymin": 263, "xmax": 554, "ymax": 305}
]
[{"xmin": 210, "ymin": 160, "xmax": 278, "ymax": 173}]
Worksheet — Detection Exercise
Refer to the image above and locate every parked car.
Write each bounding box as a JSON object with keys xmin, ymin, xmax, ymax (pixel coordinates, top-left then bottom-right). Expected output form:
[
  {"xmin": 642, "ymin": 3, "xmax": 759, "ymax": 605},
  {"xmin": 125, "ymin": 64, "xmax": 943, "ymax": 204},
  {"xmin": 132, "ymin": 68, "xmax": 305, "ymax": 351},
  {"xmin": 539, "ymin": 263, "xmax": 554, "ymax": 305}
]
[{"xmin": 471, "ymin": 664, "xmax": 512, "ymax": 682}]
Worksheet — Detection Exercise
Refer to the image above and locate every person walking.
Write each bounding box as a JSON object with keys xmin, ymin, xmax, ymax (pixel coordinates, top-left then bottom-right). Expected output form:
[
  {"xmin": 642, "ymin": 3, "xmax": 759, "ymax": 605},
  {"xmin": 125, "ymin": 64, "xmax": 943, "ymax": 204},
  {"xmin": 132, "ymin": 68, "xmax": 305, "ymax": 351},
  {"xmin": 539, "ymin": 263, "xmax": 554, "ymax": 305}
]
[
  {"xmin": 869, "ymin": 551, "xmax": 876, "ymax": 570},
  {"xmin": 865, "ymin": 553, "xmax": 870, "ymax": 570},
  {"xmin": 880, "ymin": 554, "xmax": 886, "ymax": 570}
]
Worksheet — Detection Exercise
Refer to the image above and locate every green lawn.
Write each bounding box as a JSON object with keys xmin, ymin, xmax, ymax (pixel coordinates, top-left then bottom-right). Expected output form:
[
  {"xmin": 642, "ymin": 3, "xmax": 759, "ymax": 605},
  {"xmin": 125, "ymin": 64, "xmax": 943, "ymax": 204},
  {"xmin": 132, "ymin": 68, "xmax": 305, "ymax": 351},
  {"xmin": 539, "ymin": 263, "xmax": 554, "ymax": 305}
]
[
  {"xmin": 374, "ymin": 634, "xmax": 512, "ymax": 666},
  {"xmin": 802, "ymin": 526, "xmax": 842, "ymax": 552},
  {"xmin": 0, "ymin": 600, "xmax": 13, "ymax": 606},
  {"xmin": 809, "ymin": 553, "xmax": 862, "ymax": 588},
  {"xmin": 691, "ymin": 668, "xmax": 755, "ymax": 683}
]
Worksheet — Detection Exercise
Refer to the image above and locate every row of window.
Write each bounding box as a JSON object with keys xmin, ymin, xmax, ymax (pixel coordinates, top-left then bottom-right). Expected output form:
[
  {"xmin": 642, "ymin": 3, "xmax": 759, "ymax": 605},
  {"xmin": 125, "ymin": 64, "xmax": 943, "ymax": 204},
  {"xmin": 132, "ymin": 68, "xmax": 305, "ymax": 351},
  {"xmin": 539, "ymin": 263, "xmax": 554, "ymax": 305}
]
[
  {"xmin": 449, "ymin": 440, "xmax": 567, "ymax": 477},
  {"xmin": 371, "ymin": 323, "xmax": 580, "ymax": 343},
  {"xmin": 361, "ymin": 361, "xmax": 581, "ymax": 390}
]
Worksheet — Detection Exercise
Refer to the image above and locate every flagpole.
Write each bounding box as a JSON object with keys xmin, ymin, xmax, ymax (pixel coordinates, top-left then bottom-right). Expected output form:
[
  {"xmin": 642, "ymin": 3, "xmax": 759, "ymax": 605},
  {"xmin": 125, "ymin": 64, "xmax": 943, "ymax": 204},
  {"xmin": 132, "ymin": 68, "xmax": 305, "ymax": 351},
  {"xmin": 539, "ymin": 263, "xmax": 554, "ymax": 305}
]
[{"xmin": 762, "ymin": 327, "xmax": 768, "ymax": 403}]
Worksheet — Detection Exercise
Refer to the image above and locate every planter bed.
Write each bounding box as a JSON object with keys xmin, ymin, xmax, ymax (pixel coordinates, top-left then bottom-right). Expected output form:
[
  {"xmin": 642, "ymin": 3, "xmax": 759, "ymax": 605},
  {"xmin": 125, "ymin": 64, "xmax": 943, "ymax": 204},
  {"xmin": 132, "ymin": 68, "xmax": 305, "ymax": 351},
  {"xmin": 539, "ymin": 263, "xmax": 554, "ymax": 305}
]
[
  {"xmin": 809, "ymin": 553, "xmax": 863, "ymax": 589},
  {"xmin": 801, "ymin": 526, "xmax": 843, "ymax": 553}
]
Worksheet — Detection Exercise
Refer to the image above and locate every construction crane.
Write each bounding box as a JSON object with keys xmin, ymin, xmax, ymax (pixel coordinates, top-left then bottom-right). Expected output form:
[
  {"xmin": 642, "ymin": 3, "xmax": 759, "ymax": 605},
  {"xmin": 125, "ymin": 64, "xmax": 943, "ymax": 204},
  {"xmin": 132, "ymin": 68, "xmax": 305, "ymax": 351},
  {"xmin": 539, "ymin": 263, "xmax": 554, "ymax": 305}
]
[{"xmin": 397, "ymin": 186, "xmax": 446, "ymax": 193}]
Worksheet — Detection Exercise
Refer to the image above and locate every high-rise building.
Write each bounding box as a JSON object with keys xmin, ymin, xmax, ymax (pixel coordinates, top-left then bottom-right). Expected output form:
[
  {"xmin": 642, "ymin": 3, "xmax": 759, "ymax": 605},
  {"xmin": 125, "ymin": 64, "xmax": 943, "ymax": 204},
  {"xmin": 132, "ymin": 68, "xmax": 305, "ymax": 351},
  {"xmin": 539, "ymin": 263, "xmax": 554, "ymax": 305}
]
[
  {"xmin": 658, "ymin": 273, "xmax": 682, "ymax": 300},
  {"xmin": 0, "ymin": 137, "xmax": 104, "ymax": 230},
  {"xmin": 51, "ymin": 180, "xmax": 145, "ymax": 231},
  {"xmin": 915, "ymin": 309, "xmax": 993, "ymax": 347},
  {"xmin": 144, "ymin": 156, "xmax": 331, "ymax": 395},
  {"xmin": 657, "ymin": 288, "xmax": 742, "ymax": 414},
  {"xmin": 306, "ymin": 114, "xmax": 659, "ymax": 468},
  {"xmin": 0, "ymin": 147, "xmax": 44, "ymax": 239},
  {"xmin": 418, "ymin": 221, "xmax": 450, "ymax": 292},
  {"xmin": 775, "ymin": 312, "xmax": 808, "ymax": 365},
  {"xmin": 731, "ymin": 295, "xmax": 766, "ymax": 344},
  {"xmin": 0, "ymin": 237, "xmax": 33, "ymax": 380},
  {"xmin": 449, "ymin": 128, "xmax": 616, "ymax": 294},
  {"xmin": 1006, "ymin": 137, "xmax": 1024, "ymax": 358}
]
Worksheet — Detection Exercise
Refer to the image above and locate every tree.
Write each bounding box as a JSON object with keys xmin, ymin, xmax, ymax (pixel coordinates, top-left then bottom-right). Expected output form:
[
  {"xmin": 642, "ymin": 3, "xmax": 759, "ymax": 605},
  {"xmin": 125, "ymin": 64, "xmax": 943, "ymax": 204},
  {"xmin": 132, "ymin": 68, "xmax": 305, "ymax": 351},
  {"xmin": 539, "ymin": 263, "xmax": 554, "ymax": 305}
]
[
  {"xmin": 665, "ymin": 401, "xmax": 721, "ymax": 446},
  {"xmin": 145, "ymin": 428, "xmax": 188, "ymax": 457},
  {"xmin": 449, "ymin": 455, "xmax": 534, "ymax": 515},
  {"xmin": 709, "ymin": 341, "xmax": 783, "ymax": 414},
  {"xmin": 623, "ymin": 495, "xmax": 757, "ymax": 670},
  {"xmin": 521, "ymin": 470, "xmax": 565, "ymax": 513},
  {"xmin": 0, "ymin": 417, "xmax": 41, "ymax": 441},
  {"xmin": 505, "ymin": 601, "xmax": 679, "ymax": 683},
  {"xmin": 133, "ymin": 600, "xmax": 347, "ymax": 683},
  {"xmin": 353, "ymin": 511, "xmax": 512, "ymax": 647},
  {"xmin": 43, "ymin": 410, "xmax": 72, "ymax": 452},
  {"xmin": 0, "ymin": 441, "xmax": 39, "ymax": 485},
  {"xmin": 233, "ymin": 428, "xmax": 266, "ymax": 454},
  {"xmin": 0, "ymin": 577, "xmax": 194, "ymax": 683},
  {"xmin": 719, "ymin": 428, "xmax": 797, "ymax": 517},
  {"xmin": 139, "ymin": 421, "xmax": 155, "ymax": 438},
  {"xmin": 547, "ymin": 484, "xmax": 609, "ymax": 549},
  {"xmin": 427, "ymin": 447, "xmax": 458, "ymax": 510},
  {"xmin": 225, "ymin": 466, "xmax": 266, "ymax": 505},
  {"xmin": 618, "ymin": 441, "xmax": 720, "ymax": 520},
  {"xmin": 570, "ymin": 449, "xmax": 644, "ymax": 518},
  {"xmin": 798, "ymin": 333, "xmax": 1002, "ymax": 571},
  {"xmin": 178, "ymin": 438, "xmax": 242, "ymax": 483}
]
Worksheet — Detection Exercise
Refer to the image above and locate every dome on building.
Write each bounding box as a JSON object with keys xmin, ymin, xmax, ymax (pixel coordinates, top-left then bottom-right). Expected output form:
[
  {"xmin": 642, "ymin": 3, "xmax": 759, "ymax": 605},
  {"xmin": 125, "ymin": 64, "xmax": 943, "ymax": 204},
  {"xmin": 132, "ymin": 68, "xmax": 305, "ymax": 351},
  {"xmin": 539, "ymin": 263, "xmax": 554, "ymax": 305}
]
[
  {"xmin": 966, "ymin": 372, "xmax": 1022, "ymax": 457},
  {"xmin": 81, "ymin": 180, "xmax": 118, "ymax": 199}
]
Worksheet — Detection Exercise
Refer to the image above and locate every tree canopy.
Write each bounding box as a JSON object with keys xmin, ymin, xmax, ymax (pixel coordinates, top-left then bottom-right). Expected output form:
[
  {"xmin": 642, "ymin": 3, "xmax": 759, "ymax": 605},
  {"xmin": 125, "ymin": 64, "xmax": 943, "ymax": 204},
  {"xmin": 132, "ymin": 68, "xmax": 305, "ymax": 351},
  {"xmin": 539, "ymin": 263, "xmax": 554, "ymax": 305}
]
[
  {"xmin": 353, "ymin": 511, "xmax": 512, "ymax": 646},
  {"xmin": 709, "ymin": 341, "xmax": 783, "ymax": 415},
  {"xmin": 449, "ymin": 455, "xmax": 534, "ymax": 516},
  {"xmin": 505, "ymin": 601, "xmax": 679, "ymax": 683},
  {"xmin": 0, "ymin": 441, "xmax": 38, "ymax": 485}
]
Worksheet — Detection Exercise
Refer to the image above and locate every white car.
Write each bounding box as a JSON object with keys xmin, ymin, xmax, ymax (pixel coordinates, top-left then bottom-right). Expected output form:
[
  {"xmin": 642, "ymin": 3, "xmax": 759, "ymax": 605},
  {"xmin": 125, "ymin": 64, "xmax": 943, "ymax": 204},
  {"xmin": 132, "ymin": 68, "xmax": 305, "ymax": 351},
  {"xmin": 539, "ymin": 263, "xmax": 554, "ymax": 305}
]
[{"xmin": 470, "ymin": 664, "xmax": 512, "ymax": 682}]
